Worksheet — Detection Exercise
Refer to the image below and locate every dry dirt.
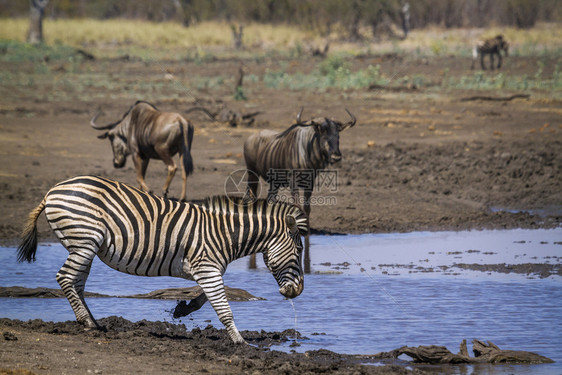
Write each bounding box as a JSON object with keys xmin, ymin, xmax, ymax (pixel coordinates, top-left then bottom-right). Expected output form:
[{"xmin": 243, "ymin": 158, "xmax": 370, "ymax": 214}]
[{"xmin": 1, "ymin": 52, "xmax": 561, "ymax": 374}]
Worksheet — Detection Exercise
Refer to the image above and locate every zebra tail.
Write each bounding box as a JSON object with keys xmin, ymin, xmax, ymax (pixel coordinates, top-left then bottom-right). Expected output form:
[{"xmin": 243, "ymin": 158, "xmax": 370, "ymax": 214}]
[
  {"xmin": 181, "ymin": 118, "xmax": 194, "ymax": 177},
  {"xmin": 17, "ymin": 197, "xmax": 46, "ymax": 263}
]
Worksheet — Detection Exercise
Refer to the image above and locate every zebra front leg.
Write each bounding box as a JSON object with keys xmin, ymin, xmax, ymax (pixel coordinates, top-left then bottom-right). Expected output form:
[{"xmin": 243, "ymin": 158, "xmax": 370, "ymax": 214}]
[
  {"xmin": 56, "ymin": 251, "xmax": 99, "ymax": 329},
  {"xmin": 193, "ymin": 269, "xmax": 245, "ymax": 344}
]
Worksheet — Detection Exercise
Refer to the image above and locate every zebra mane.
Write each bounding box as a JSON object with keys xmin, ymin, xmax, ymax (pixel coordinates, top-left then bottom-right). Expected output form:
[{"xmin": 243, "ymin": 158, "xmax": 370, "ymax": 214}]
[{"xmin": 201, "ymin": 196, "xmax": 308, "ymax": 234}]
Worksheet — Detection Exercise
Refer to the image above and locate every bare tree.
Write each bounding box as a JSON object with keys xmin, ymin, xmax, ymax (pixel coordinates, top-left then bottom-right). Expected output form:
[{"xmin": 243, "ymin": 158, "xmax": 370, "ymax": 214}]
[
  {"xmin": 27, "ymin": 0, "xmax": 48, "ymax": 44},
  {"xmin": 401, "ymin": 2, "xmax": 410, "ymax": 38},
  {"xmin": 231, "ymin": 24, "xmax": 243, "ymax": 49}
]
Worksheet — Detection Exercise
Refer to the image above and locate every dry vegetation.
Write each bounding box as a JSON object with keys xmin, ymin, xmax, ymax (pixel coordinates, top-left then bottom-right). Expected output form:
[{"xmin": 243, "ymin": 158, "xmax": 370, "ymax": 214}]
[{"xmin": 1, "ymin": 18, "xmax": 561, "ymax": 57}]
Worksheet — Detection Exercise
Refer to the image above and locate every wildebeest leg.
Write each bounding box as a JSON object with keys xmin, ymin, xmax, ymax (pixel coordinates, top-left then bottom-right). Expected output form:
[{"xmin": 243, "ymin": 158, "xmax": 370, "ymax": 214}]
[
  {"xmin": 245, "ymin": 169, "xmax": 260, "ymax": 200},
  {"xmin": 132, "ymin": 154, "xmax": 151, "ymax": 192},
  {"xmin": 157, "ymin": 150, "xmax": 177, "ymax": 198},
  {"xmin": 56, "ymin": 251, "xmax": 99, "ymax": 329},
  {"xmin": 496, "ymin": 51, "xmax": 502, "ymax": 69},
  {"xmin": 267, "ymin": 184, "xmax": 279, "ymax": 203},
  {"xmin": 490, "ymin": 53, "xmax": 495, "ymax": 70},
  {"xmin": 173, "ymin": 292, "xmax": 208, "ymax": 318},
  {"xmin": 303, "ymin": 189, "xmax": 312, "ymax": 223},
  {"xmin": 480, "ymin": 52, "xmax": 486, "ymax": 70},
  {"xmin": 303, "ymin": 188, "xmax": 312, "ymax": 271},
  {"xmin": 178, "ymin": 153, "xmax": 188, "ymax": 201},
  {"xmin": 291, "ymin": 186, "xmax": 300, "ymax": 208}
]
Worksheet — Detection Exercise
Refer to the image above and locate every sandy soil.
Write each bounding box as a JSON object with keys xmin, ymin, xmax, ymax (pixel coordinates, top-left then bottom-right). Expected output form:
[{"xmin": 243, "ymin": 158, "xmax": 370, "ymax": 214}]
[{"xmin": 1, "ymin": 52, "xmax": 560, "ymax": 373}]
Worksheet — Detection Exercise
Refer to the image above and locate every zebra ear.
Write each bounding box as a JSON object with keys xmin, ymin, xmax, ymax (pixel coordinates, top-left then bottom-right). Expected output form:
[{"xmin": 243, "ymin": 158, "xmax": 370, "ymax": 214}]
[{"xmin": 285, "ymin": 214, "xmax": 298, "ymax": 234}]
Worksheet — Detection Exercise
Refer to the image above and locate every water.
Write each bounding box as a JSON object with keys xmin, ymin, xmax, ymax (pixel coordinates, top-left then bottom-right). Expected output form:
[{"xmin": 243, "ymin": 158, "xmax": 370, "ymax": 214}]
[{"xmin": 1, "ymin": 228, "xmax": 561, "ymax": 374}]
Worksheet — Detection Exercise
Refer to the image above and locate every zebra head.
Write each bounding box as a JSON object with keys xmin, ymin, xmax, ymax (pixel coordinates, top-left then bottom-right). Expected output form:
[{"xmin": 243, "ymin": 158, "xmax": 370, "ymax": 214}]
[{"xmin": 263, "ymin": 210, "xmax": 308, "ymax": 299}]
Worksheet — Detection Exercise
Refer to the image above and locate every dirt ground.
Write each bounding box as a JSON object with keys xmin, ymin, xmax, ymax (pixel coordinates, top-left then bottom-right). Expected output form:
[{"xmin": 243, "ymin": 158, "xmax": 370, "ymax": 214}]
[
  {"xmin": 1, "ymin": 52, "xmax": 561, "ymax": 373},
  {"xmin": 0, "ymin": 317, "xmax": 416, "ymax": 375}
]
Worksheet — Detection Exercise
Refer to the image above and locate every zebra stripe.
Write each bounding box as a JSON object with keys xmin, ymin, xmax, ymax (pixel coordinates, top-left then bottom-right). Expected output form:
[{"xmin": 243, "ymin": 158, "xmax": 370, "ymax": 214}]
[{"xmin": 17, "ymin": 175, "xmax": 307, "ymax": 343}]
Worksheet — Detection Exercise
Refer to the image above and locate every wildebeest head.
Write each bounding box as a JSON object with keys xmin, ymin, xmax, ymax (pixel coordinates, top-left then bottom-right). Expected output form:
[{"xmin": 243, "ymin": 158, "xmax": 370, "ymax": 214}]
[
  {"xmin": 262, "ymin": 211, "xmax": 307, "ymax": 299},
  {"xmin": 296, "ymin": 108, "xmax": 356, "ymax": 164},
  {"xmin": 90, "ymin": 110, "xmax": 129, "ymax": 168}
]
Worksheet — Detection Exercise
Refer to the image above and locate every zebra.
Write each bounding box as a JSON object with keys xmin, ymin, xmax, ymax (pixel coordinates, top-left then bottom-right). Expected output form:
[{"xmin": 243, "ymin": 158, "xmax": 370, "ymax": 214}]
[
  {"xmin": 471, "ymin": 35, "xmax": 509, "ymax": 70},
  {"xmin": 17, "ymin": 175, "xmax": 307, "ymax": 344}
]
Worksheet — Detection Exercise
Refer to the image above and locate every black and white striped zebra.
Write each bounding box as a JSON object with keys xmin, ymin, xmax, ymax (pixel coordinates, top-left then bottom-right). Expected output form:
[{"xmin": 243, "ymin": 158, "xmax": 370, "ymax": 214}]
[{"xmin": 17, "ymin": 175, "xmax": 307, "ymax": 343}]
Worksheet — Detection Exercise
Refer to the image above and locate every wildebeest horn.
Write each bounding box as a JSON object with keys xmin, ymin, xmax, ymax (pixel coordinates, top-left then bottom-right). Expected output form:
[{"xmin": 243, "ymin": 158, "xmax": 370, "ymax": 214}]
[
  {"xmin": 344, "ymin": 108, "xmax": 356, "ymax": 128},
  {"xmin": 89, "ymin": 110, "xmax": 118, "ymax": 130},
  {"xmin": 296, "ymin": 107, "xmax": 304, "ymax": 124}
]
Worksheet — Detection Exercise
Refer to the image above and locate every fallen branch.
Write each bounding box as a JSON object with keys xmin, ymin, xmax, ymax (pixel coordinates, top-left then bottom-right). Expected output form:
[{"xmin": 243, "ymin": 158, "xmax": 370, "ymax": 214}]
[
  {"xmin": 185, "ymin": 105, "xmax": 262, "ymax": 127},
  {"xmin": 368, "ymin": 83, "xmax": 419, "ymax": 92},
  {"xmin": 370, "ymin": 339, "xmax": 553, "ymax": 365},
  {"xmin": 460, "ymin": 94, "xmax": 530, "ymax": 102},
  {"xmin": 75, "ymin": 48, "xmax": 95, "ymax": 60}
]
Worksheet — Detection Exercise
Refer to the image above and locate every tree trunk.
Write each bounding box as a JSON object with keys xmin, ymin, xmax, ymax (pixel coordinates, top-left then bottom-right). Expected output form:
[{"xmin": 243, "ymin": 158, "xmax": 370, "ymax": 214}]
[{"xmin": 27, "ymin": 0, "xmax": 48, "ymax": 44}]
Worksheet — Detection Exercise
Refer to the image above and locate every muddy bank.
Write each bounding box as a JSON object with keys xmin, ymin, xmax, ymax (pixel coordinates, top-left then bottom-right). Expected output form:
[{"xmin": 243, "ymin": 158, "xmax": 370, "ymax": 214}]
[
  {"xmin": 0, "ymin": 317, "xmax": 416, "ymax": 374},
  {"xmin": 1, "ymin": 137, "xmax": 560, "ymax": 246},
  {"xmin": 328, "ymin": 139, "xmax": 562, "ymax": 234}
]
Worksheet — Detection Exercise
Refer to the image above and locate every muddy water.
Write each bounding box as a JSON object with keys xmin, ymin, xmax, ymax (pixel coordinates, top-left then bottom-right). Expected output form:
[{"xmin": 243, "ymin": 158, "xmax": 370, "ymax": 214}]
[{"xmin": 1, "ymin": 229, "xmax": 561, "ymax": 374}]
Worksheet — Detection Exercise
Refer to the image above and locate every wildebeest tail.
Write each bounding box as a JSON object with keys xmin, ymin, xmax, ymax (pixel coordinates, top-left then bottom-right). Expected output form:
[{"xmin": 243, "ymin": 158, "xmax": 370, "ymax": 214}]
[
  {"xmin": 17, "ymin": 197, "xmax": 46, "ymax": 263},
  {"xmin": 181, "ymin": 118, "xmax": 194, "ymax": 176}
]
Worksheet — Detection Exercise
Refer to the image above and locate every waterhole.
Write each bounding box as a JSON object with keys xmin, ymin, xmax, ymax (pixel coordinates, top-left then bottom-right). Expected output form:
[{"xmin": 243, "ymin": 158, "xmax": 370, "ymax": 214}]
[{"xmin": 1, "ymin": 228, "xmax": 561, "ymax": 374}]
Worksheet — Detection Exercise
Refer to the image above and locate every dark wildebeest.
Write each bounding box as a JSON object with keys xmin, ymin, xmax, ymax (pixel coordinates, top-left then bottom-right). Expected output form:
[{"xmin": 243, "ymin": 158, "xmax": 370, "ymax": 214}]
[
  {"xmin": 471, "ymin": 35, "xmax": 509, "ymax": 70},
  {"xmin": 244, "ymin": 108, "xmax": 356, "ymax": 230},
  {"xmin": 90, "ymin": 100, "xmax": 194, "ymax": 201}
]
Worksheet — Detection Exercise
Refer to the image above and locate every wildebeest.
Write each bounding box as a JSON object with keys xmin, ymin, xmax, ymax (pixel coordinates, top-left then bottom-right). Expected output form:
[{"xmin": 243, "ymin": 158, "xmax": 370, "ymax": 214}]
[
  {"xmin": 90, "ymin": 100, "xmax": 194, "ymax": 201},
  {"xmin": 244, "ymin": 108, "xmax": 356, "ymax": 225},
  {"xmin": 471, "ymin": 35, "xmax": 509, "ymax": 70}
]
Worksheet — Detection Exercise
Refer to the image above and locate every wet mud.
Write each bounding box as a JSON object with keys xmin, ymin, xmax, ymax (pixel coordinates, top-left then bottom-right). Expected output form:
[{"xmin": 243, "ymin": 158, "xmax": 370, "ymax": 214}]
[{"xmin": 0, "ymin": 317, "xmax": 416, "ymax": 374}]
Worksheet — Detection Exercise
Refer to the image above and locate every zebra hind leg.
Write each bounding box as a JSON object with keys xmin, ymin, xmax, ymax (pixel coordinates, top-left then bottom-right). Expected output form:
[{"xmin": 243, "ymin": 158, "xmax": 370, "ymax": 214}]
[{"xmin": 56, "ymin": 251, "xmax": 99, "ymax": 329}]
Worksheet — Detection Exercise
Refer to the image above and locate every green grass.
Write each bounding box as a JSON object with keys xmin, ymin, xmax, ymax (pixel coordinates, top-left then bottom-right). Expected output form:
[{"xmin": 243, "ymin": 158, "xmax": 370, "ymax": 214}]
[
  {"xmin": 443, "ymin": 64, "xmax": 562, "ymax": 91},
  {"xmin": 0, "ymin": 40, "xmax": 80, "ymax": 62},
  {"xmin": 264, "ymin": 55, "xmax": 387, "ymax": 90}
]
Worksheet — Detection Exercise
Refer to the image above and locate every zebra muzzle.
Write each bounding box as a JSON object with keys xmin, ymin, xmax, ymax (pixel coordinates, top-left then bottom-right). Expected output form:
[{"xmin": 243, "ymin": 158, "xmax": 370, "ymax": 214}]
[{"xmin": 279, "ymin": 278, "xmax": 304, "ymax": 299}]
